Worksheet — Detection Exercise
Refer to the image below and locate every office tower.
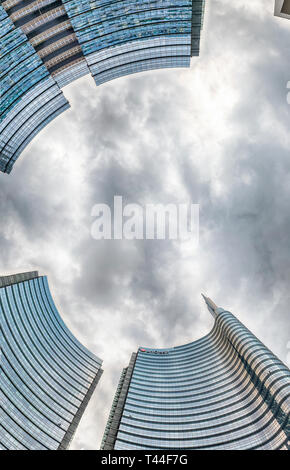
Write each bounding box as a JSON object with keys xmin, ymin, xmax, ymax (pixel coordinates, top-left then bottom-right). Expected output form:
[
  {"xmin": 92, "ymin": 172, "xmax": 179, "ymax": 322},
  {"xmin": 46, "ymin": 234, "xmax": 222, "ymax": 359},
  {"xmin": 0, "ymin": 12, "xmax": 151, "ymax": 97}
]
[
  {"xmin": 274, "ymin": 0, "xmax": 290, "ymax": 18},
  {"xmin": 0, "ymin": 271, "xmax": 103, "ymax": 450},
  {"xmin": 0, "ymin": 1, "xmax": 205, "ymax": 174},
  {"xmin": 101, "ymin": 296, "xmax": 290, "ymax": 450}
]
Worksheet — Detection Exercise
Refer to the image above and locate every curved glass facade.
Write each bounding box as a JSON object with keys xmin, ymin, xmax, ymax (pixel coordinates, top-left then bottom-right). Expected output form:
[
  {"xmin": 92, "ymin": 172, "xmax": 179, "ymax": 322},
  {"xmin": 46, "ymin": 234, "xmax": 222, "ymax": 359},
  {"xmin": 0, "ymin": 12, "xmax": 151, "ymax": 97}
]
[
  {"xmin": 102, "ymin": 296, "xmax": 290, "ymax": 450},
  {"xmin": 0, "ymin": 1, "xmax": 204, "ymax": 174},
  {"xmin": 0, "ymin": 4, "xmax": 70, "ymax": 174},
  {"xmin": 0, "ymin": 271, "xmax": 103, "ymax": 450},
  {"xmin": 62, "ymin": 0, "xmax": 204, "ymax": 85}
]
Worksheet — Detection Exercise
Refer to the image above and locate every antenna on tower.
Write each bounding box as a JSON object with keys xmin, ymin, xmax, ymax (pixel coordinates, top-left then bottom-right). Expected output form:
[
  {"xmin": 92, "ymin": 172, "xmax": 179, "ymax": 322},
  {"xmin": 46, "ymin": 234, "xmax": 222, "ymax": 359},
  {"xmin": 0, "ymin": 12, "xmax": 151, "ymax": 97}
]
[{"xmin": 202, "ymin": 294, "xmax": 219, "ymax": 318}]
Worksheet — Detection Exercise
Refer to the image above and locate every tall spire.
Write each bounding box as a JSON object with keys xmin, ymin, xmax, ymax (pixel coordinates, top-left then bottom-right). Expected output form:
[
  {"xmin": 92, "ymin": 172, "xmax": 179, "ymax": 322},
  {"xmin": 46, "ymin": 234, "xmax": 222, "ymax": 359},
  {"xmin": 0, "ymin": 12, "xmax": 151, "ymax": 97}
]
[{"xmin": 202, "ymin": 294, "xmax": 219, "ymax": 318}]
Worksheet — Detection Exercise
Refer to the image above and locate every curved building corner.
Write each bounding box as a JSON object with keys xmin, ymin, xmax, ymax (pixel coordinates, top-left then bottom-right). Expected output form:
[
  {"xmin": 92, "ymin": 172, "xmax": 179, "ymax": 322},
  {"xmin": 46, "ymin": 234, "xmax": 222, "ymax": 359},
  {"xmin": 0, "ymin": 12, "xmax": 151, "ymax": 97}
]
[
  {"xmin": 102, "ymin": 296, "xmax": 290, "ymax": 450},
  {"xmin": 0, "ymin": 271, "xmax": 103, "ymax": 450}
]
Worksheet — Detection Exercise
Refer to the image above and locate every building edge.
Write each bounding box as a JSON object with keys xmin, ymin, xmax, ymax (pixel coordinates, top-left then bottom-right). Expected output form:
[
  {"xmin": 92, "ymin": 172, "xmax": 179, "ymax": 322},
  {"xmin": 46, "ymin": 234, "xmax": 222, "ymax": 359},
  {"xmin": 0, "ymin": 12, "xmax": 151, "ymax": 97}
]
[
  {"xmin": 58, "ymin": 368, "xmax": 104, "ymax": 450},
  {"xmin": 100, "ymin": 353, "xmax": 137, "ymax": 450},
  {"xmin": 0, "ymin": 271, "xmax": 39, "ymax": 288}
]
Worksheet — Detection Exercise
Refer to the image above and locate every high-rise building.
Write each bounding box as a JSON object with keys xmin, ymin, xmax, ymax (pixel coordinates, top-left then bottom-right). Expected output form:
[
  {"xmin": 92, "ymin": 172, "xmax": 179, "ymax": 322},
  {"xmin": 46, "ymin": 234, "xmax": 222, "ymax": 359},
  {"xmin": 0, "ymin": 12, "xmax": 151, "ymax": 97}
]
[
  {"xmin": 274, "ymin": 0, "xmax": 290, "ymax": 19},
  {"xmin": 0, "ymin": 271, "xmax": 103, "ymax": 450},
  {"xmin": 0, "ymin": 1, "xmax": 205, "ymax": 174},
  {"xmin": 101, "ymin": 296, "xmax": 290, "ymax": 450}
]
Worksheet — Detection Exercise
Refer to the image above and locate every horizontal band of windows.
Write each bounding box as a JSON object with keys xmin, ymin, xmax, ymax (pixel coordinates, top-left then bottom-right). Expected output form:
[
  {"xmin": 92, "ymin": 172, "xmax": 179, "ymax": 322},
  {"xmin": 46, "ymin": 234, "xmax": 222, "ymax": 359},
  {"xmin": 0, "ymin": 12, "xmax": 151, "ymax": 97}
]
[
  {"xmin": 92, "ymin": 49, "xmax": 190, "ymax": 75},
  {"xmin": 0, "ymin": 406, "xmax": 51, "ymax": 449},
  {"xmin": 12, "ymin": 0, "xmax": 63, "ymax": 25},
  {"xmin": 28, "ymin": 19, "xmax": 71, "ymax": 43},
  {"xmin": 44, "ymin": 45, "xmax": 82, "ymax": 68},
  {"xmin": 15, "ymin": 9, "xmax": 66, "ymax": 33},
  {"xmin": 0, "ymin": 15, "xmax": 23, "ymax": 40},
  {"xmin": 121, "ymin": 393, "xmax": 278, "ymax": 429},
  {"xmin": 53, "ymin": 60, "xmax": 89, "ymax": 87},
  {"xmin": 23, "ymin": 279, "xmax": 95, "ymax": 377},
  {"xmin": 131, "ymin": 355, "xmax": 247, "ymax": 393},
  {"xmin": 65, "ymin": 1, "xmax": 193, "ymax": 21},
  {"xmin": 132, "ymin": 353, "xmax": 242, "ymax": 387},
  {"xmin": 1, "ymin": 55, "xmax": 45, "ymax": 100},
  {"xmin": 1, "ymin": 66, "xmax": 49, "ymax": 121},
  {"xmin": 6, "ymin": 0, "xmax": 57, "ymax": 15},
  {"xmin": 93, "ymin": 58, "xmax": 190, "ymax": 85},
  {"xmin": 34, "ymin": 26, "xmax": 74, "ymax": 50},
  {"xmin": 118, "ymin": 405, "xmax": 282, "ymax": 441},
  {"xmin": 114, "ymin": 427, "xmax": 286, "ymax": 450},
  {"xmin": 69, "ymin": 5, "xmax": 192, "ymax": 36},
  {"xmin": 0, "ymin": 361, "xmax": 72, "ymax": 425},
  {"xmin": 116, "ymin": 413, "xmax": 287, "ymax": 449},
  {"xmin": 0, "ymin": 98, "xmax": 67, "ymax": 172},
  {"xmin": 132, "ymin": 350, "xmax": 249, "ymax": 389},
  {"xmin": 35, "ymin": 277, "xmax": 101, "ymax": 369},
  {"xmin": 134, "ymin": 345, "xmax": 284, "ymax": 387},
  {"xmin": 0, "ymin": 421, "xmax": 28, "ymax": 450},
  {"xmin": 128, "ymin": 366, "xmax": 289, "ymax": 410},
  {"xmin": 0, "ymin": 33, "xmax": 29, "ymax": 63},
  {"xmin": 123, "ymin": 379, "xmax": 286, "ymax": 416},
  {"xmin": 130, "ymin": 362, "xmax": 256, "ymax": 399},
  {"xmin": 2, "ymin": 278, "xmax": 88, "ymax": 396},
  {"xmin": 125, "ymin": 377, "xmax": 261, "ymax": 409},
  {"xmin": 87, "ymin": 35, "xmax": 191, "ymax": 61},
  {"xmin": 0, "ymin": 387, "xmax": 64, "ymax": 444},
  {"xmin": 79, "ymin": 20, "xmax": 191, "ymax": 51},
  {"xmin": 47, "ymin": 50, "xmax": 84, "ymax": 73},
  {"xmin": 63, "ymin": 0, "xmax": 194, "ymax": 19},
  {"xmin": 115, "ymin": 426, "xmax": 286, "ymax": 450},
  {"xmin": 94, "ymin": 55, "xmax": 189, "ymax": 80},
  {"xmin": 89, "ymin": 44, "xmax": 191, "ymax": 72},
  {"xmin": 122, "ymin": 391, "xmax": 278, "ymax": 428},
  {"xmin": 38, "ymin": 35, "xmax": 77, "ymax": 58},
  {"xmin": 1, "ymin": 105, "xmax": 69, "ymax": 174},
  {"xmin": 135, "ymin": 320, "xmax": 225, "ymax": 362},
  {"xmin": 122, "ymin": 390, "xmax": 289, "ymax": 444},
  {"xmin": 0, "ymin": 50, "xmax": 43, "ymax": 96},
  {"xmin": 0, "ymin": 318, "xmax": 82, "ymax": 408},
  {"xmin": 2, "ymin": 280, "xmax": 89, "ymax": 393},
  {"xmin": 29, "ymin": 280, "xmax": 99, "ymax": 376},
  {"xmin": 0, "ymin": 85, "xmax": 61, "ymax": 153},
  {"xmin": 133, "ymin": 340, "xmax": 240, "ymax": 379}
]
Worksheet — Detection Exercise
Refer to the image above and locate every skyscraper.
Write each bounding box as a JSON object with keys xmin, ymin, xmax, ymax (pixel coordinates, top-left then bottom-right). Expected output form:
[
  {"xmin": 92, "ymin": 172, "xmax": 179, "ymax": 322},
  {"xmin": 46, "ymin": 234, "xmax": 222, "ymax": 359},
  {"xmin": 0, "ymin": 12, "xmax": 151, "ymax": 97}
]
[
  {"xmin": 274, "ymin": 0, "xmax": 290, "ymax": 18},
  {"xmin": 0, "ymin": 271, "xmax": 103, "ymax": 450},
  {"xmin": 101, "ymin": 296, "xmax": 290, "ymax": 450},
  {"xmin": 0, "ymin": 0, "xmax": 205, "ymax": 174}
]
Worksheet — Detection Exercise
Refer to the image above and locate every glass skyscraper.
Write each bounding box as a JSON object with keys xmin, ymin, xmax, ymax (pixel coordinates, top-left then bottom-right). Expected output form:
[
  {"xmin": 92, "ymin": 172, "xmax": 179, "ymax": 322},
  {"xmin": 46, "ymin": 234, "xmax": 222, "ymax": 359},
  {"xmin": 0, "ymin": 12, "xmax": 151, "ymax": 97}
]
[
  {"xmin": 101, "ymin": 295, "xmax": 290, "ymax": 450},
  {"xmin": 0, "ymin": 0, "xmax": 205, "ymax": 174},
  {"xmin": 0, "ymin": 271, "xmax": 103, "ymax": 450}
]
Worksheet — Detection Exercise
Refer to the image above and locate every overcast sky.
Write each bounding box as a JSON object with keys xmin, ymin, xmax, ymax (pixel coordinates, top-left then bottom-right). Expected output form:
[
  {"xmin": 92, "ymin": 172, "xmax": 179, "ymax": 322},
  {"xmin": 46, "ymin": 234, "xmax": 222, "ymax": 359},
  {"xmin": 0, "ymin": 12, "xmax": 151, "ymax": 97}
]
[{"xmin": 1, "ymin": 0, "xmax": 290, "ymax": 450}]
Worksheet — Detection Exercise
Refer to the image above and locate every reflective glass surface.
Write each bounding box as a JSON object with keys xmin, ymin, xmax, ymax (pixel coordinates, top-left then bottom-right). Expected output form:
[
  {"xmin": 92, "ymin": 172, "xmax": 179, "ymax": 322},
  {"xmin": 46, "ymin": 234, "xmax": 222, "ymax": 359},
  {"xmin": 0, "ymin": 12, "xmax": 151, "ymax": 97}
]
[
  {"xmin": 113, "ymin": 310, "xmax": 290, "ymax": 450},
  {"xmin": 62, "ymin": 0, "xmax": 204, "ymax": 85}
]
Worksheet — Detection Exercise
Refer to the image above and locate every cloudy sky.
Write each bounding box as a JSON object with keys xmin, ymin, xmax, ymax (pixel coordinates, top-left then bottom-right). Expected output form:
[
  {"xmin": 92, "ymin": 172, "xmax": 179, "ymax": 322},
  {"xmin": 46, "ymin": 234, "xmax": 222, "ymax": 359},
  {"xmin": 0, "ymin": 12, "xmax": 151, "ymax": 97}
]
[{"xmin": 1, "ymin": 0, "xmax": 290, "ymax": 449}]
